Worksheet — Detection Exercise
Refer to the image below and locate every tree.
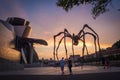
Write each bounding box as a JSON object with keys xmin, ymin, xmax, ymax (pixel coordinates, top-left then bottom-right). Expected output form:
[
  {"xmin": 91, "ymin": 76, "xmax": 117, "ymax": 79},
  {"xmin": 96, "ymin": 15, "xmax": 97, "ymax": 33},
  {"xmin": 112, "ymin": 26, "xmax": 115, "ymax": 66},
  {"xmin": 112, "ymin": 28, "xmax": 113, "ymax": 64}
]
[{"xmin": 56, "ymin": 0, "xmax": 112, "ymax": 19}]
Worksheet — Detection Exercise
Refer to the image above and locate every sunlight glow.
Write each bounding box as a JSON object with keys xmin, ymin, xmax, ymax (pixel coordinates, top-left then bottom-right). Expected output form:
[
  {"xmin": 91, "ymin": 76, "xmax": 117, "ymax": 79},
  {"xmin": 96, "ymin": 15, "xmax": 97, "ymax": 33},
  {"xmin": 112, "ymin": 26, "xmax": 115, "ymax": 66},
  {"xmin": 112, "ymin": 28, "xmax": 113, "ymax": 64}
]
[
  {"xmin": 0, "ymin": 0, "xmax": 119, "ymax": 60},
  {"xmin": 34, "ymin": 38, "xmax": 109, "ymax": 59}
]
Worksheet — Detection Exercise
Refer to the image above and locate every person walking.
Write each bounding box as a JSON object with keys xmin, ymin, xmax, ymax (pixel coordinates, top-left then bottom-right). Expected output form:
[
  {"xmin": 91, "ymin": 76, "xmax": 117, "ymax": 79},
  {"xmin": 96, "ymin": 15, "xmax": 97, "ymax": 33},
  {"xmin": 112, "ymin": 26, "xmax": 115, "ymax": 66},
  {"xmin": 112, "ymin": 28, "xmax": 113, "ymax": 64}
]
[
  {"xmin": 102, "ymin": 57, "xmax": 106, "ymax": 69},
  {"xmin": 60, "ymin": 57, "xmax": 65, "ymax": 74},
  {"xmin": 68, "ymin": 58, "xmax": 72, "ymax": 75},
  {"xmin": 106, "ymin": 58, "xmax": 110, "ymax": 69}
]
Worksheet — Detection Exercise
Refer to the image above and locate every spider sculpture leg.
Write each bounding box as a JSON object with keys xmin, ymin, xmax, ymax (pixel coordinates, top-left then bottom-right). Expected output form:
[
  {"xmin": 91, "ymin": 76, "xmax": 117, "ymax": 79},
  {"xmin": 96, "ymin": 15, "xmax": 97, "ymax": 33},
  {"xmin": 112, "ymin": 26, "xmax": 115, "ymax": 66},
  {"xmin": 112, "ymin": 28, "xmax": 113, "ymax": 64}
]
[
  {"xmin": 78, "ymin": 24, "xmax": 101, "ymax": 51},
  {"xmin": 64, "ymin": 32, "xmax": 68, "ymax": 59},
  {"xmin": 55, "ymin": 36, "xmax": 64, "ymax": 60},
  {"xmin": 83, "ymin": 24, "xmax": 101, "ymax": 51},
  {"xmin": 53, "ymin": 29, "xmax": 71, "ymax": 61},
  {"xmin": 80, "ymin": 32, "xmax": 97, "ymax": 57},
  {"xmin": 78, "ymin": 24, "xmax": 101, "ymax": 59},
  {"xmin": 53, "ymin": 32, "xmax": 64, "ymax": 60},
  {"xmin": 72, "ymin": 34, "xmax": 75, "ymax": 63}
]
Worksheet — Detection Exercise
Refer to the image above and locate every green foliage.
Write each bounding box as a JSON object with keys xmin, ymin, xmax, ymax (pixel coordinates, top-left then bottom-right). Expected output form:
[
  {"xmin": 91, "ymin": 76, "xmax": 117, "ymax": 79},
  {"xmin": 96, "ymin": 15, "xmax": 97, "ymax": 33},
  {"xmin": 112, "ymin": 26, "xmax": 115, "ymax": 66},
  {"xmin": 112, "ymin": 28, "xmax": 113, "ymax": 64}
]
[{"xmin": 56, "ymin": 0, "xmax": 112, "ymax": 19}]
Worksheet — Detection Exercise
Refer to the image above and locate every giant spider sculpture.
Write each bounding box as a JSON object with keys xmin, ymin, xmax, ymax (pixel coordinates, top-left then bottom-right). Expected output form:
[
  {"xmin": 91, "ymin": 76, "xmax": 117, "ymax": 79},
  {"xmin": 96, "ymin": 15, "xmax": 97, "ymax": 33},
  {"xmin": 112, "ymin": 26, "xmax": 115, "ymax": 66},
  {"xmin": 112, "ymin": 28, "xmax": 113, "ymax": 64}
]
[{"xmin": 53, "ymin": 24, "xmax": 101, "ymax": 61}]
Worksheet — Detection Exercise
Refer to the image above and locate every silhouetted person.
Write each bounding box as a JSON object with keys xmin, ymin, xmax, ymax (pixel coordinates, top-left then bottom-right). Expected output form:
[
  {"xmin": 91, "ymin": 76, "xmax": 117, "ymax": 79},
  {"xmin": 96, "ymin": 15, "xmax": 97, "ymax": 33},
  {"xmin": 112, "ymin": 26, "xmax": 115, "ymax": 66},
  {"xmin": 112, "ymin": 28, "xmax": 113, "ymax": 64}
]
[
  {"xmin": 68, "ymin": 58, "xmax": 72, "ymax": 75},
  {"xmin": 60, "ymin": 57, "xmax": 65, "ymax": 74},
  {"xmin": 102, "ymin": 57, "xmax": 106, "ymax": 69},
  {"xmin": 106, "ymin": 58, "xmax": 110, "ymax": 69}
]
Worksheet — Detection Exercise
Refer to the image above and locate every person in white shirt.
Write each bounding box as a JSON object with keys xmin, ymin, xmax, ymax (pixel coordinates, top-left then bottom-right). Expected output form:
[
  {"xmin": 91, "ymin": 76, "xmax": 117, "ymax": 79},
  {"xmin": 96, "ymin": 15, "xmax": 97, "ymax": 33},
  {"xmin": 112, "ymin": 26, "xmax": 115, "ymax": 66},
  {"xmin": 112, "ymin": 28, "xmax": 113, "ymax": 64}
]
[{"xmin": 60, "ymin": 57, "xmax": 65, "ymax": 74}]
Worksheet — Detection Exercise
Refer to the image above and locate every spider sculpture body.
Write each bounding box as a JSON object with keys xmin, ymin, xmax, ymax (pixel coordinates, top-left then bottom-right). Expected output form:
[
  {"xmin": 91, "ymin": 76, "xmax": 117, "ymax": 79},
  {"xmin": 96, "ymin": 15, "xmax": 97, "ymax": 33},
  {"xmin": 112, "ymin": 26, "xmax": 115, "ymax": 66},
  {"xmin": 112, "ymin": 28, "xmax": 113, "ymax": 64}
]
[{"xmin": 53, "ymin": 24, "xmax": 101, "ymax": 61}]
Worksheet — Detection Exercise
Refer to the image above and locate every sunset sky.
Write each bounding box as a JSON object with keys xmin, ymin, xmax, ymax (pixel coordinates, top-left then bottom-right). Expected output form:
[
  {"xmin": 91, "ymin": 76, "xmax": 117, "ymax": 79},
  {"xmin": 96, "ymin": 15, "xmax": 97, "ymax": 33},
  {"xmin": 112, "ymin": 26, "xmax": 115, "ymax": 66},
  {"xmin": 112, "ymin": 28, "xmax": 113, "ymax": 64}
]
[{"xmin": 0, "ymin": 0, "xmax": 120, "ymax": 59}]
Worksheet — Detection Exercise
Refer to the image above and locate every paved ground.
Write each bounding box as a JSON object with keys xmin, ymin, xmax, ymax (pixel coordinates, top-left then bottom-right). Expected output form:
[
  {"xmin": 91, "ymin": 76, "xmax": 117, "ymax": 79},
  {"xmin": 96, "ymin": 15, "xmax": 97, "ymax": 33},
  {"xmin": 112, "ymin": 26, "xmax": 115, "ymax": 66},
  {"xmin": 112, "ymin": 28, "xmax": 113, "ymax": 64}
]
[
  {"xmin": 0, "ymin": 65, "xmax": 120, "ymax": 75},
  {"xmin": 0, "ymin": 66, "xmax": 120, "ymax": 80}
]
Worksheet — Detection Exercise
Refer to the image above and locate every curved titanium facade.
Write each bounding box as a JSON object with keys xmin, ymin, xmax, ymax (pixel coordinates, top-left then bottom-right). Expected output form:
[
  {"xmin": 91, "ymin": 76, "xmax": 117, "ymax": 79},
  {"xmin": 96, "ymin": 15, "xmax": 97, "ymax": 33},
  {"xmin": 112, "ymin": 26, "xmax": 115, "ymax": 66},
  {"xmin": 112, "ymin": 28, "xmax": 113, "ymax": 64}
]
[
  {"xmin": 0, "ymin": 20, "xmax": 20, "ymax": 62},
  {"xmin": 0, "ymin": 17, "xmax": 48, "ymax": 64}
]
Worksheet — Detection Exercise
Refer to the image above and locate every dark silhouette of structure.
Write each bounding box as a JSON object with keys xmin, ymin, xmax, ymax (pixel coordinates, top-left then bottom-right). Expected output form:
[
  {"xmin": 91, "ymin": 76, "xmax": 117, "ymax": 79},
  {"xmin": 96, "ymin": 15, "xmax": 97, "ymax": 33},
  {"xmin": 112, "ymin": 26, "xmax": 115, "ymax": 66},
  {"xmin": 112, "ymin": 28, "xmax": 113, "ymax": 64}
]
[
  {"xmin": 6, "ymin": 17, "xmax": 48, "ymax": 64},
  {"xmin": 53, "ymin": 24, "xmax": 101, "ymax": 61},
  {"xmin": 0, "ymin": 17, "xmax": 48, "ymax": 64}
]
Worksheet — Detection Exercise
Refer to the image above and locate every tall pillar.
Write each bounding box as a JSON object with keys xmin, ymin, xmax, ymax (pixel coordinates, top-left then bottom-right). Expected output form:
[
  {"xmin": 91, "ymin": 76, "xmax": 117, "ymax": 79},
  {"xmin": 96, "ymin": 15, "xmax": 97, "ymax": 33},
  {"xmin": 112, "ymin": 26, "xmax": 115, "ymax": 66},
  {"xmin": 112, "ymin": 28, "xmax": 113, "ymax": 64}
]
[{"xmin": 28, "ymin": 42, "xmax": 33, "ymax": 64}]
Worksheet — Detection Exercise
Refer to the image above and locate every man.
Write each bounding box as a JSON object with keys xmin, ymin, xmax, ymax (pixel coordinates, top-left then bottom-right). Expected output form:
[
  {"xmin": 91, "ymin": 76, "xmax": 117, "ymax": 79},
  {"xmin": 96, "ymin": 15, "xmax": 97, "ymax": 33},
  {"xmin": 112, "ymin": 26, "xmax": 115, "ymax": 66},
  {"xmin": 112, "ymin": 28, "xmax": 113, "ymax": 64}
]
[
  {"xmin": 60, "ymin": 57, "xmax": 65, "ymax": 74},
  {"xmin": 102, "ymin": 57, "xmax": 106, "ymax": 69},
  {"xmin": 68, "ymin": 58, "xmax": 72, "ymax": 75}
]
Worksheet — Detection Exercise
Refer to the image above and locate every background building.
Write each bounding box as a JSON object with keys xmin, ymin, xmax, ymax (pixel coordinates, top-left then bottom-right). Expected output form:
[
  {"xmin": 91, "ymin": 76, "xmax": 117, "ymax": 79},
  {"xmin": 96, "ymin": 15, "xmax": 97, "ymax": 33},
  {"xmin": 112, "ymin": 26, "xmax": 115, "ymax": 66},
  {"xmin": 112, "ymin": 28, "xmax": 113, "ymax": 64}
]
[{"xmin": 69, "ymin": 54, "xmax": 80, "ymax": 62}]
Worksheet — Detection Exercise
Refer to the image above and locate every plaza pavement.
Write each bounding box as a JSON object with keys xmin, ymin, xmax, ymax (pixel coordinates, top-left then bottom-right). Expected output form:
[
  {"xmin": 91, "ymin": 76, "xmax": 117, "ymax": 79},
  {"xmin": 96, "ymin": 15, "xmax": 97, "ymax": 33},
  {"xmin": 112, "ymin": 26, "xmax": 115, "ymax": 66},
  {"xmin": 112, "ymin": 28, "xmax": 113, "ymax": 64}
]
[
  {"xmin": 0, "ymin": 66, "xmax": 120, "ymax": 80},
  {"xmin": 0, "ymin": 65, "xmax": 120, "ymax": 75}
]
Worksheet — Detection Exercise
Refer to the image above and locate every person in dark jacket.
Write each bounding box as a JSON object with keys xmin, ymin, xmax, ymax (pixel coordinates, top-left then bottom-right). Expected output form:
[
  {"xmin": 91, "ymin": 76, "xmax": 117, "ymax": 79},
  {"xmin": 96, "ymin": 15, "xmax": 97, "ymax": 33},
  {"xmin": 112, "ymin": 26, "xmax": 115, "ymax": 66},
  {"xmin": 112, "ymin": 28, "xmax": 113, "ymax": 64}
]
[{"xmin": 68, "ymin": 58, "xmax": 72, "ymax": 75}]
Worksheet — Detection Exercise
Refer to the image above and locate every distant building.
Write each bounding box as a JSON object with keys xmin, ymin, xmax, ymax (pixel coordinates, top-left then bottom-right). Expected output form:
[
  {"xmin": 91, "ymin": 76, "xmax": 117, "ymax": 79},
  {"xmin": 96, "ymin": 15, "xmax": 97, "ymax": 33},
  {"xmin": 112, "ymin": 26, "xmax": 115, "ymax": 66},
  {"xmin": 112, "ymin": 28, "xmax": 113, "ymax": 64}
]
[
  {"xmin": 69, "ymin": 55, "xmax": 80, "ymax": 62},
  {"xmin": 84, "ymin": 47, "xmax": 120, "ymax": 60},
  {"xmin": 101, "ymin": 48, "xmax": 120, "ymax": 57},
  {"xmin": 84, "ymin": 53, "xmax": 96, "ymax": 59}
]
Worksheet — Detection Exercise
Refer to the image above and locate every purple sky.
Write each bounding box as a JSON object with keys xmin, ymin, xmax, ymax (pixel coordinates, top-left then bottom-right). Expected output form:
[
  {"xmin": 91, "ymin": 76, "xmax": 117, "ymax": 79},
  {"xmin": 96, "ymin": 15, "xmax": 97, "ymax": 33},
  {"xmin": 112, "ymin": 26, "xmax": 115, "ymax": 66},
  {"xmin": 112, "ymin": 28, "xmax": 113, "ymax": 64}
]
[{"xmin": 0, "ymin": 0, "xmax": 120, "ymax": 59}]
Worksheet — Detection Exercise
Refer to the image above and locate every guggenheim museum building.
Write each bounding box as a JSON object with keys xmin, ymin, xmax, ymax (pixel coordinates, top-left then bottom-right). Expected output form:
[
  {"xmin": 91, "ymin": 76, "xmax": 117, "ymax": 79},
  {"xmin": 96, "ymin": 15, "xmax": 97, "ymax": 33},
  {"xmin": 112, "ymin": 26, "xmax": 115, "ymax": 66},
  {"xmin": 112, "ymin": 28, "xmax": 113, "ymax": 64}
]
[{"xmin": 0, "ymin": 17, "xmax": 47, "ymax": 65}]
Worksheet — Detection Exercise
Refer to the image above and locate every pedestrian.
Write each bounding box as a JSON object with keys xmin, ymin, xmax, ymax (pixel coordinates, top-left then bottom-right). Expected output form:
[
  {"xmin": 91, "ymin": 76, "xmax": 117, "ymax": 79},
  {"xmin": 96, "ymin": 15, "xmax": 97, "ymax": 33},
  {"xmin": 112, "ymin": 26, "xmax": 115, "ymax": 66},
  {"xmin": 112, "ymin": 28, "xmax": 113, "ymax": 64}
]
[
  {"xmin": 68, "ymin": 58, "xmax": 72, "ymax": 75},
  {"xmin": 60, "ymin": 57, "xmax": 65, "ymax": 74},
  {"xmin": 101, "ymin": 57, "xmax": 106, "ymax": 69},
  {"xmin": 106, "ymin": 58, "xmax": 110, "ymax": 69}
]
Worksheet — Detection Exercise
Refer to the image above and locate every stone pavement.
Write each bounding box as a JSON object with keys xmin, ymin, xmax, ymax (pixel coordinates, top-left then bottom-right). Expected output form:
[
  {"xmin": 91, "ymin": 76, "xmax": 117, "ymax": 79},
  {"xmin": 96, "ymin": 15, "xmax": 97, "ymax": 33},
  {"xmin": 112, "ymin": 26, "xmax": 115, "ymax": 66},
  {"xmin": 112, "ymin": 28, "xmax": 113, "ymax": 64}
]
[
  {"xmin": 0, "ymin": 66, "xmax": 120, "ymax": 75},
  {"xmin": 1, "ymin": 66, "xmax": 120, "ymax": 80}
]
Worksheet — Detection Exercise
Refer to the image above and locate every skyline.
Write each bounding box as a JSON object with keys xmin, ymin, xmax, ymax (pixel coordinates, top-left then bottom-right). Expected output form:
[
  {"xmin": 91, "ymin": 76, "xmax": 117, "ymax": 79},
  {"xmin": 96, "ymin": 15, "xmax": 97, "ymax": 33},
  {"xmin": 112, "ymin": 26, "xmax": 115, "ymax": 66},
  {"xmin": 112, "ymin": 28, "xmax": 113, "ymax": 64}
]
[{"xmin": 0, "ymin": 0, "xmax": 120, "ymax": 59}]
